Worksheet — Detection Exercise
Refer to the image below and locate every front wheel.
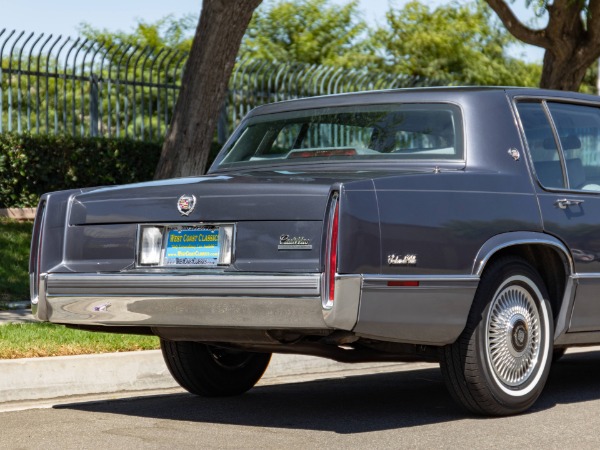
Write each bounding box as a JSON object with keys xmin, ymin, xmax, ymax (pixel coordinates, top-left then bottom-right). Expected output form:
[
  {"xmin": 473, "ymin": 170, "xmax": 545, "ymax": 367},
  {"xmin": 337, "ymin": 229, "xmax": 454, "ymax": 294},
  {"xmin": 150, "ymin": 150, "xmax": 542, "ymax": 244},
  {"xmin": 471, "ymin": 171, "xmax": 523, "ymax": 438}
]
[
  {"xmin": 160, "ymin": 339, "xmax": 272, "ymax": 397},
  {"xmin": 440, "ymin": 257, "xmax": 554, "ymax": 416}
]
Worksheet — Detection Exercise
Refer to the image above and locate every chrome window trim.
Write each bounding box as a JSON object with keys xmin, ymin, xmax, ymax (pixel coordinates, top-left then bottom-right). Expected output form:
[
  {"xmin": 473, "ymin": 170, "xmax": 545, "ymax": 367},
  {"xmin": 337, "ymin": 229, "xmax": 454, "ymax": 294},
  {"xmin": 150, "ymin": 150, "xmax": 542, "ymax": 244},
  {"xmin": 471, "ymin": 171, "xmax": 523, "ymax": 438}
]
[
  {"xmin": 513, "ymin": 95, "xmax": 600, "ymax": 194},
  {"xmin": 512, "ymin": 94, "xmax": 600, "ymax": 109}
]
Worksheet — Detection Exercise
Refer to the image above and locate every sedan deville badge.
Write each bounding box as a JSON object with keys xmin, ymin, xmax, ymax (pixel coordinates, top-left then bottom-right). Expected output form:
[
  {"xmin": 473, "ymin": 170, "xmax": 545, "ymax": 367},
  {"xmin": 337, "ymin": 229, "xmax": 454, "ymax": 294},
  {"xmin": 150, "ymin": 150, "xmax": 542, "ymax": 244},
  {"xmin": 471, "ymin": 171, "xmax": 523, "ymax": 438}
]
[
  {"xmin": 388, "ymin": 254, "xmax": 417, "ymax": 265},
  {"xmin": 177, "ymin": 194, "xmax": 196, "ymax": 216},
  {"xmin": 278, "ymin": 234, "xmax": 312, "ymax": 250}
]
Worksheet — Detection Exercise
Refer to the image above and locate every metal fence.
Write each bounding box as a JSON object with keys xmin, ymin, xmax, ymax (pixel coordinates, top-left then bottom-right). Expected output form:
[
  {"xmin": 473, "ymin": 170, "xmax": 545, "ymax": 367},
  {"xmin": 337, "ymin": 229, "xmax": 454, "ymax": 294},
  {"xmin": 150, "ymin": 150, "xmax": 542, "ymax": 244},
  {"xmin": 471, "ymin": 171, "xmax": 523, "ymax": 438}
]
[
  {"xmin": 226, "ymin": 59, "xmax": 440, "ymax": 138},
  {"xmin": 0, "ymin": 29, "xmax": 186, "ymax": 140},
  {"xmin": 0, "ymin": 29, "xmax": 441, "ymax": 142}
]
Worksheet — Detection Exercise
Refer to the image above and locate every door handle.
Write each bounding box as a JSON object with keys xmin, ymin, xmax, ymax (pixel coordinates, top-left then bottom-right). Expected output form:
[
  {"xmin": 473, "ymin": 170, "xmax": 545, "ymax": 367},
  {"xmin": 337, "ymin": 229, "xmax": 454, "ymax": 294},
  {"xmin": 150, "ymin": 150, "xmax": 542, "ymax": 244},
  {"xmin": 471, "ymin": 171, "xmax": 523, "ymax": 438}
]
[{"xmin": 555, "ymin": 198, "xmax": 584, "ymax": 209}]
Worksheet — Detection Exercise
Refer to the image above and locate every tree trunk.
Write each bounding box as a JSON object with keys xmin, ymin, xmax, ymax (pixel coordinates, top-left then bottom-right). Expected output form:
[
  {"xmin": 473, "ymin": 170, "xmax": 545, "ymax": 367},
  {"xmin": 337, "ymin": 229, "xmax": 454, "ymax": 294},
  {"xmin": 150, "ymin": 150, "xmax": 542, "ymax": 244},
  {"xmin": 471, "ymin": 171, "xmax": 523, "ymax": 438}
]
[
  {"xmin": 539, "ymin": 51, "xmax": 590, "ymax": 91},
  {"xmin": 484, "ymin": 0, "xmax": 600, "ymax": 92},
  {"xmin": 154, "ymin": 0, "xmax": 261, "ymax": 180}
]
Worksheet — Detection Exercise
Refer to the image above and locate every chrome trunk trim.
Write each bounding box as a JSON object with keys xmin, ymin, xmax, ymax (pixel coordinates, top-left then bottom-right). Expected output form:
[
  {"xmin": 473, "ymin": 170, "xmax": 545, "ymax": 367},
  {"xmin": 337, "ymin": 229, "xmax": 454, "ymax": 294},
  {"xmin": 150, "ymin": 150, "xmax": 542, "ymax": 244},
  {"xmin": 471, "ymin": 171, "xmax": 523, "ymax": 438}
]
[{"xmin": 46, "ymin": 273, "xmax": 321, "ymax": 297}]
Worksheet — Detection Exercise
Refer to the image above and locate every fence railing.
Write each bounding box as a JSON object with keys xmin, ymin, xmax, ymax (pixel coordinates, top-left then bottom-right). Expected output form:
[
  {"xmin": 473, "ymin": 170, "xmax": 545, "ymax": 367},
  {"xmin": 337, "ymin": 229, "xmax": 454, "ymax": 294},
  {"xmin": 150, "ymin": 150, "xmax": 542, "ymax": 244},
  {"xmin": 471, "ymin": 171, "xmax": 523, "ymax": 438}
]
[
  {"xmin": 0, "ymin": 29, "xmax": 186, "ymax": 140},
  {"xmin": 225, "ymin": 59, "xmax": 439, "ymax": 138},
  {"xmin": 0, "ymin": 29, "xmax": 442, "ymax": 142}
]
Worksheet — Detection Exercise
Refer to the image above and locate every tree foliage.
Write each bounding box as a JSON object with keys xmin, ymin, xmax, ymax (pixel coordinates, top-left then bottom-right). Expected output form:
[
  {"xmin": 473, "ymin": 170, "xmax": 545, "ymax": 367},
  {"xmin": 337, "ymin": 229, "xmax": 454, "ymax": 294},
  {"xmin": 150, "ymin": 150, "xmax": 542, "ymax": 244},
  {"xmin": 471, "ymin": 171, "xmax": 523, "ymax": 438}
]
[
  {"xmin": 241, "ymin": 0, "xmax": 541, "ymax": 86},
  {"xmin": 484, "ymin": 0, "xmax": 600, "ymax": 91},
  {"xmin": 371, "ymin": 0, "xmax": 540, "ymax": 86},
  {"xmin": 241, "ymin": 0, "xmax": 376, "ymax": 68},
  {"xmin": 80, "ymin": 0, "xmax": 543, "ymax": 89},
  {"xmin": 79, "ymin": 14, "xmax": 196, "ymax": 53}
]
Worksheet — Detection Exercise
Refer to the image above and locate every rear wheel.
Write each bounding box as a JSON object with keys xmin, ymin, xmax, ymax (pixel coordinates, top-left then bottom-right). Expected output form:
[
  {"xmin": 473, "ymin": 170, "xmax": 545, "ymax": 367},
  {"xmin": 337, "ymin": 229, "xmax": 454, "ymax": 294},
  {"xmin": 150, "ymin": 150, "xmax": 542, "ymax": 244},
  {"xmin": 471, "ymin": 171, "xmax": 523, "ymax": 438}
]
[
  {"xmin": 160, "ymin": 339, "xmax": 272, "ymax": 396},
  {"xmin": 440, "ymin": 257, "xmax": 554, "ymax": 416}
]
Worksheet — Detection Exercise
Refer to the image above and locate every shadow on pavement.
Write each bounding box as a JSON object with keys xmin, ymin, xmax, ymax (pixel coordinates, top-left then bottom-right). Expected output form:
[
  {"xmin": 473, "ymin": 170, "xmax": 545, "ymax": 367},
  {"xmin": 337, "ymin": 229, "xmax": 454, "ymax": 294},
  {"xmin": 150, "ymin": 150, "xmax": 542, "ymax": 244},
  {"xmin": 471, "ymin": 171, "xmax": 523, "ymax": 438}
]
[
  {"xmin": 535, "ymin": 349, "xmax": 600, "ymax": 410},
  {"xmin": 58, "ymin": 366, "xmax": 463, "ymax": 433},
  {"xmin": 57, "ymin": 350, "xmax": 600, "ymax": 431}
]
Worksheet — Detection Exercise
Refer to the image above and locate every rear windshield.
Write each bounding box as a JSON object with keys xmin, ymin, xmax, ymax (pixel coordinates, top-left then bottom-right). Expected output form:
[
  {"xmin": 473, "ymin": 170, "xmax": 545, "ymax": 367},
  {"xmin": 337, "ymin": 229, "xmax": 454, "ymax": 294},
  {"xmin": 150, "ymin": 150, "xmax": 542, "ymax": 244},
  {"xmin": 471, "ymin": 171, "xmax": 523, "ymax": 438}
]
[{"xmin": 213, "ymin": 103, "xmax": 463, "ymax": 170}]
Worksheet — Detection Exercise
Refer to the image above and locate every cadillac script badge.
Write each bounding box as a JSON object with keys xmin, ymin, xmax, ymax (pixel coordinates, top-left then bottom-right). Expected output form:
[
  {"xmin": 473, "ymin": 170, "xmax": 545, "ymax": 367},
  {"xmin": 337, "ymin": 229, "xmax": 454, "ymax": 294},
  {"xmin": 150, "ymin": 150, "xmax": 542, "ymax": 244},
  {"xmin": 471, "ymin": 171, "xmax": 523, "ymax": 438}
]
[
  {"xmin": 177, "ymin": 194, "xmax": 197, "ymax": 216},
  {"xmin": 278, "ymin": 234, "xmax": 312, "ymax": 250}
]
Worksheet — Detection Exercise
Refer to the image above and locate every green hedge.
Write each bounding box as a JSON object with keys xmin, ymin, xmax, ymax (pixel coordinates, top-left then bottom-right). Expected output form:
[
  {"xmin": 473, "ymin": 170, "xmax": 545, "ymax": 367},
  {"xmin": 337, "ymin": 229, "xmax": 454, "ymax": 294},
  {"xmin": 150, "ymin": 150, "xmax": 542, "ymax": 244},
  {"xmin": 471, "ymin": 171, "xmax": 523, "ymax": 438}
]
[
  {"xmin": 0, "ymin": 217, "xmax": 32, "ymax": 302},
  {"xmin": 0, "ymin": 134, "xmax": 162, "ymax": 208}
]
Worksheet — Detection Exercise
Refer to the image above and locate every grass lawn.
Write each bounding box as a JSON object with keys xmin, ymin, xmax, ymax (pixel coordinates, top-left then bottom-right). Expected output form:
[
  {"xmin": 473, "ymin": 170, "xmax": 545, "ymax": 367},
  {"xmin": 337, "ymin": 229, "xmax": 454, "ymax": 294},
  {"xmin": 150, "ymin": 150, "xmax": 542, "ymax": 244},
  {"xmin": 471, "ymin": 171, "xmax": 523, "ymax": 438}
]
[
  {"xmin": 0, "ymin": 322, "xmax": 160, "ymax": 358},
  {"xmin": 0, "ymin": 217, "xmax": 32, "ymax": 304},
  {"xmin": 0, "ymin": 218, "xmax": 161, "ymax": 358}
]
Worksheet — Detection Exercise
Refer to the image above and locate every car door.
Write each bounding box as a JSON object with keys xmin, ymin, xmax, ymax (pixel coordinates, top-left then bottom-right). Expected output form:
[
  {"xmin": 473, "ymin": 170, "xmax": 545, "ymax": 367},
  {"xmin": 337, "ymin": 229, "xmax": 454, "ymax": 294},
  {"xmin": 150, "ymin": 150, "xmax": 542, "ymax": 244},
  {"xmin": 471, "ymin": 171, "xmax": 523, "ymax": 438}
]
[{"xmin": 517, "ymin": 99, "xmax": 600, "ymax": 332}]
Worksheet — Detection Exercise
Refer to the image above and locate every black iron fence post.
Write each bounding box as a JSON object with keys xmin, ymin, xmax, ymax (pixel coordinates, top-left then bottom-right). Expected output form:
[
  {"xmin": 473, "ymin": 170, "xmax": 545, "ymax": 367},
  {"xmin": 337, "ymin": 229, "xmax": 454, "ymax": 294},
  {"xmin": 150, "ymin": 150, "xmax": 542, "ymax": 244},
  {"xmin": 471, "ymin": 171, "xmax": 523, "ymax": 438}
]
[{"xmin": 90, "ymin": 73, "xmax": 99, "ymax": 137}]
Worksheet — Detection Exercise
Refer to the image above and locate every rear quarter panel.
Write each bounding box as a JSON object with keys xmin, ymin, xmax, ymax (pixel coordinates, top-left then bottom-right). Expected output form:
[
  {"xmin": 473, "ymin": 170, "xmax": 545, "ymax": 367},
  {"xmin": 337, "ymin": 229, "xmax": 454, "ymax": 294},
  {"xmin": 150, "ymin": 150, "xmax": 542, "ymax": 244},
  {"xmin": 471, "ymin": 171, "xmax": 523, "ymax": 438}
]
[{"xmin": 373, "ymin": 171, "xmax": 542, "ymax": 275}]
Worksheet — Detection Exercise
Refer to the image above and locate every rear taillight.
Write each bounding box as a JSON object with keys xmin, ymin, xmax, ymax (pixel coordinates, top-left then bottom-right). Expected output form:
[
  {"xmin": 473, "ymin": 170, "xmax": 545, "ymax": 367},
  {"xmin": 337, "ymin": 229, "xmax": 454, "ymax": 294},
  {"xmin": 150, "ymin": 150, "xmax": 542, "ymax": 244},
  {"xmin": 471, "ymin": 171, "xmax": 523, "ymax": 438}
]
[
  {"xmin": 29, "ymin": 200, "xmax": 46, "ymax": 304},
  {"xmin": 324, "ymin": 194, "xmax": 339, "ymax": 309}
]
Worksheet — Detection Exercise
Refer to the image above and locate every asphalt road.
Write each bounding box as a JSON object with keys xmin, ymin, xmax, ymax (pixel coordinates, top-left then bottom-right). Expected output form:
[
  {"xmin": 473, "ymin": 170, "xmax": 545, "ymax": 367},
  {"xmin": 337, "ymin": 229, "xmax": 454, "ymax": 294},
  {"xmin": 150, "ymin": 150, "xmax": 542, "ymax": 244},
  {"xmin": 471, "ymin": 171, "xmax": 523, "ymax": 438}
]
[{"xmin": 3, "ymin": 350, "xmax": 600, "ymax": 449}]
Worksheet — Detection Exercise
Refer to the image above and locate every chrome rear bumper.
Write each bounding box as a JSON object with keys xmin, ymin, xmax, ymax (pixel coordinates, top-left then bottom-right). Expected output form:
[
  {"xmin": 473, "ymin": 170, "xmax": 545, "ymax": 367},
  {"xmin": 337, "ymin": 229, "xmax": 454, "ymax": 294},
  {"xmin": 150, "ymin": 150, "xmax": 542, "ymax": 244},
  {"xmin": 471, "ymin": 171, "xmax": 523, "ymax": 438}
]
[{"xmin": 36, "ymin": 272, "xmax": 331, "ymax": 329}]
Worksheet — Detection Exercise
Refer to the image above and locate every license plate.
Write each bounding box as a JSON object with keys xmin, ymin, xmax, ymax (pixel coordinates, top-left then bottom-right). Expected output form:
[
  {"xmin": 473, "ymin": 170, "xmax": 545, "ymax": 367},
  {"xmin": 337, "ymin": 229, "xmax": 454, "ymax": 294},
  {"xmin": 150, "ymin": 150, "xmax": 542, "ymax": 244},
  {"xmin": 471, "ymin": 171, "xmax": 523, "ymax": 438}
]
[{"xmin": 164, "ymin": 227, "xmax": 221, "ymax": 266}]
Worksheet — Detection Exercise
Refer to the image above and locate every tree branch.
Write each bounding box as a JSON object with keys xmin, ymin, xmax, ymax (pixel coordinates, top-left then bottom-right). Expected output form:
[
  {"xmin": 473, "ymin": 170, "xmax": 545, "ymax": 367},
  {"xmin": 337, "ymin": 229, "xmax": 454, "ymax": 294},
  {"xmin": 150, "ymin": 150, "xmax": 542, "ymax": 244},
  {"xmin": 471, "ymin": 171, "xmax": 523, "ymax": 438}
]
[
  {"xmin": 586, "ymin": 0, "xmax": 600, "ymax": 50},
  {"xmin": 484, "ymin": 0, "xmax": 550, "ymax": 49}
]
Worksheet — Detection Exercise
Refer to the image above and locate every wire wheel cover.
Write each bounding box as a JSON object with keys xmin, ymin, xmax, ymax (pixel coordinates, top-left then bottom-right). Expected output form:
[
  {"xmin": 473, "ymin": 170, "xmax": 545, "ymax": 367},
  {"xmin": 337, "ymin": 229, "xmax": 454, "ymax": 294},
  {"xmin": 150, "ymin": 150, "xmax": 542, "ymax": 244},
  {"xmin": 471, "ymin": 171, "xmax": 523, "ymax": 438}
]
[{"xmin": 487, "ymin": 283, "xmax": 541, "ymax": 388}]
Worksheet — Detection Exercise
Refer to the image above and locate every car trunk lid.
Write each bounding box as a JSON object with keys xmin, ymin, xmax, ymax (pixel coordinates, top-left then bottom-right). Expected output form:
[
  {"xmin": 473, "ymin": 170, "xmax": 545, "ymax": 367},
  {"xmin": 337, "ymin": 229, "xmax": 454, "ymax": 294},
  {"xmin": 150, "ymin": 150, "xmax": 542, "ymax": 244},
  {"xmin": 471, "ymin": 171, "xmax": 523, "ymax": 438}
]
[{"xmin": 68, "ymin": 172, "xmax": 344, "ymax": 225}]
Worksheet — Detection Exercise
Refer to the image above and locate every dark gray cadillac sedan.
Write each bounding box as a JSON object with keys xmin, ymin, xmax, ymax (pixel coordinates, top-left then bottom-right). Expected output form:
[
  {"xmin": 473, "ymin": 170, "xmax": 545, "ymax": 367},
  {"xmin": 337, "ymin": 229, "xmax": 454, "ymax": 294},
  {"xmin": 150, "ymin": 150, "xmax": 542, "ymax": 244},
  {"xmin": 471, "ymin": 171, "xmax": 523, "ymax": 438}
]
[{"xmin": 29, "ymin": 87, "xmax": 600, "ymax": 415}]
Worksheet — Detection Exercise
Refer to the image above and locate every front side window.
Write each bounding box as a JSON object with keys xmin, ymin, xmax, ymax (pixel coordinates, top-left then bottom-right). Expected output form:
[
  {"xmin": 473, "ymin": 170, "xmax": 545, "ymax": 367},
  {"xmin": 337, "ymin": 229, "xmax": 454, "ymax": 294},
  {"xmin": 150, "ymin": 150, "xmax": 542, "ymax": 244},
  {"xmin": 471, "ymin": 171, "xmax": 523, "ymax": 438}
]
[
  {"xmin": 518, "ymin": 100, "xmax": 600, "ymax": 192},
  {"xmin": 213, "ymin": 104, "xmax": 463, "ymax": 170}
]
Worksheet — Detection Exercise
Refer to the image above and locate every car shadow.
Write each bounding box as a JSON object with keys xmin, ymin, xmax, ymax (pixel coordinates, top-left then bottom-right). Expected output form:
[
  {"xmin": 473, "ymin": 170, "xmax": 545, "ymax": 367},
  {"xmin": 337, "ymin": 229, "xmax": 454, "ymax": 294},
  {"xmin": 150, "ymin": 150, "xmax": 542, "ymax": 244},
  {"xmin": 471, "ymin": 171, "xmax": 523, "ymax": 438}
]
[
  {"xmin": 57, "ymin": 350, "xmax": 600, "ymax": 432},
  {"xmin": 535, "ymin": 349, "xmax": 600, "ymax": 409}
]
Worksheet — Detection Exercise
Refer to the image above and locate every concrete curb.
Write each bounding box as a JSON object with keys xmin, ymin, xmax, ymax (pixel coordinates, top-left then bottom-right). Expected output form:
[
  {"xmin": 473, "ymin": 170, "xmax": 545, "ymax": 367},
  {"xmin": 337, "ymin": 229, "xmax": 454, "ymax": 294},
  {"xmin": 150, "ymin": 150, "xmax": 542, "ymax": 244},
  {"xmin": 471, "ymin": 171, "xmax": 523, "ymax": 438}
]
[
  {"xmin": 0, "ymin": 350, "xmax": 404, "ymax": 404},
  {"xmin": 0, "ymin": 351, "xmax": 176, "ymax": 403},
  {"xmin": 0, "ymin": 311, "xmax": 405, "ymax": 404}
]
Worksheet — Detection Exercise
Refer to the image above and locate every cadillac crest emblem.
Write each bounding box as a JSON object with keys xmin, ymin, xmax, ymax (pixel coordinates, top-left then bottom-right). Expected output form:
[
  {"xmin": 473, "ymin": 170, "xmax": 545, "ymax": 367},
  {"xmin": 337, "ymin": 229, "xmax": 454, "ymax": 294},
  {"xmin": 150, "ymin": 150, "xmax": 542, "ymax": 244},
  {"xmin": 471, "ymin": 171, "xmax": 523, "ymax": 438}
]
[{"xmin": 177, "ymin": 194, "xmax": 196, "ymax": 216}]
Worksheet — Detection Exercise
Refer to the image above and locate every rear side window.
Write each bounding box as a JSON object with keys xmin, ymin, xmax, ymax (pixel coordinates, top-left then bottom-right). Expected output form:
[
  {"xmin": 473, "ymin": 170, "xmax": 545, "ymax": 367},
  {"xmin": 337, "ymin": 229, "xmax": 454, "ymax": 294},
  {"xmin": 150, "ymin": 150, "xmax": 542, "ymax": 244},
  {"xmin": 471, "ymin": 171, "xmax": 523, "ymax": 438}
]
[{"xmin": 516, "ymin": 101, "xmax": 566, "ymax": 189}]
